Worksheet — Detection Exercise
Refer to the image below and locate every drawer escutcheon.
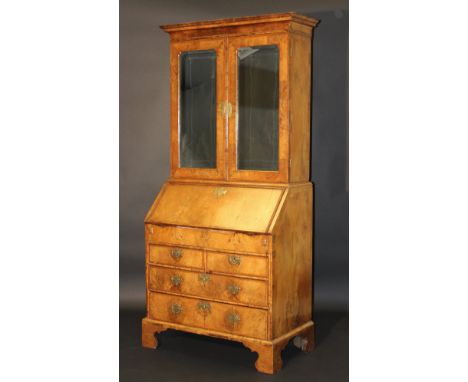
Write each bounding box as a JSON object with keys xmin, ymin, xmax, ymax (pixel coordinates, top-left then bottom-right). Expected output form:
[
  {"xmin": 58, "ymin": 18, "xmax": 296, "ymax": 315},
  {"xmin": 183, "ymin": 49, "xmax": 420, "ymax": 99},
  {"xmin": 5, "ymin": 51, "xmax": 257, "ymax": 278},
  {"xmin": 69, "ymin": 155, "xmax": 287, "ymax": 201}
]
[
  {"xmin": 197, "ymin": 301, "xmax": 211, "ymax": 315},
  {"xmin": 170, "ymin": 303, "xmax": 183, "ymax": 315},
  {"xmin": 199, "ymin": 273, "xmax": 210, "ymax": 285},
  {"xmin": 170, "ymin": 248, "xmax": 183, "ymax": 260},
  {"xmin": 227, "ymin": 312, "xmax": 241, "ymax": 327},
  {"xmin": 170, "ymin": 274, "xmax": 182, "ymax": 287},
  {"xmin": 227, "ymin": 284, "xmax": 241, "ymax": 296},
  {"xmin": 228, "ymin": 255, "xmax": 241, "ymax": 266}
]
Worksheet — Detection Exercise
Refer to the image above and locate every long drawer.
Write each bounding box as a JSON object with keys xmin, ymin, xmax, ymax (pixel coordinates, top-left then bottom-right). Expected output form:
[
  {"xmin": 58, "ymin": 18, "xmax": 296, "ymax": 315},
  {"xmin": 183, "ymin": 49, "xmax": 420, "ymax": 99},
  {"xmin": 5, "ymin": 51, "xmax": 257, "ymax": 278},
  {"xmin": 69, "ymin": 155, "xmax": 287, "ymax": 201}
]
[
  {"xmin": 149, "ymin": 266, "xmax": 268, "ymax": 307},
  {"xmin": 148, "ymin": 292, "xmax": 268, "ymax": 340},
  {"xmin": 147, "ymin": 224, "xmax": 271, "ymax": 255}
]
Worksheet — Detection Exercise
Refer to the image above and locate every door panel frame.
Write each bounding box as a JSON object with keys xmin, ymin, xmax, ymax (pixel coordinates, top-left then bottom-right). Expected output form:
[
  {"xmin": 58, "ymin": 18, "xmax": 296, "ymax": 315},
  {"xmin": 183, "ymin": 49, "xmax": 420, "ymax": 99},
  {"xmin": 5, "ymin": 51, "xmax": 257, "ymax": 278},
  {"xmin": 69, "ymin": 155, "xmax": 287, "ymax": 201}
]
[
  {"xmin": 170, "ymin": 38, "xmax": 227, "ymax": 180},
  {"xmin": 227, "ymin": 33, "xmax": 289, "ymax": 183}
]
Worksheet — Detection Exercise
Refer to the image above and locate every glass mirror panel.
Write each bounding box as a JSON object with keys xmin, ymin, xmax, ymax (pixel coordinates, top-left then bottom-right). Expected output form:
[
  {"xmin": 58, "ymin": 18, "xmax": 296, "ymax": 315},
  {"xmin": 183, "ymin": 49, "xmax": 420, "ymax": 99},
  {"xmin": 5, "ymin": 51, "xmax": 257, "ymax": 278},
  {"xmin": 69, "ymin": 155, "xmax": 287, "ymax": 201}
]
[
  {"xmin": 179, "ymin": 50, "xmax": 216, "ymax": 168},
  {"xmin": 237, "ymin": 45, "xmax": 279, "ymax": 171}
]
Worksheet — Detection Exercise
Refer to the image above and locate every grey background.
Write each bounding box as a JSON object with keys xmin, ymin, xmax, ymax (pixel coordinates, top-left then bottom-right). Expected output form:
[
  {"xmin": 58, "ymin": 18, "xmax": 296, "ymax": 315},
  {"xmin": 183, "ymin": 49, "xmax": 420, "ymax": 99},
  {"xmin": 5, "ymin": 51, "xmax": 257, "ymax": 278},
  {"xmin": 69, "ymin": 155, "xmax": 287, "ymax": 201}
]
[{"xmin": 120, "ymin": 0, "xmax": 348, "ymax": 312}]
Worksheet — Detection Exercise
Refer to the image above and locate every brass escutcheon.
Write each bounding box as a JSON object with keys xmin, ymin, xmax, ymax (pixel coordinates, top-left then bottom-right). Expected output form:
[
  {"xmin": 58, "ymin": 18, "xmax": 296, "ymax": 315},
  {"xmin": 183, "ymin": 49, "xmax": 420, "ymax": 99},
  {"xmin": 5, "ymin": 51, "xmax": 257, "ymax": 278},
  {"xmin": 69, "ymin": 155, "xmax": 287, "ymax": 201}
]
[
  {"xmin": 213, "ymin": 187, "xmax": 227, "ymax": 197},
  {"xmin": 170, "ymin": 248, "xmax": 183, "ymax": 260},
  {"xmin": 197, "ymin": 301, "xmax": 211, "ymax": 315},
  {"xmin": 226, "ymin": 102, "xmax": 232, "ymax": 118},
  {"xmin": 228, "ymin": 255, "xmax": 241, "ymax": 266},
  {"xmin": 227, "ymin": 284, "xmax": 241, "ymax": 296},
  {"xmin": 170, "ymin": 274, "xmax": 182, "ymax": 287},
  {"xmin": 198, "ymin": 273, "xmax": 210, "ymax": 285},
  {"xmin": 219, "ymin": 101, "xmax": 233, "ymax": 118},
  {"xmin": 227, "ymin": 312, "xmax": 241, "ymax": 327},
  {"xmin": 170, "ymin": 303, "xmax": 183, "ymax": 315}
]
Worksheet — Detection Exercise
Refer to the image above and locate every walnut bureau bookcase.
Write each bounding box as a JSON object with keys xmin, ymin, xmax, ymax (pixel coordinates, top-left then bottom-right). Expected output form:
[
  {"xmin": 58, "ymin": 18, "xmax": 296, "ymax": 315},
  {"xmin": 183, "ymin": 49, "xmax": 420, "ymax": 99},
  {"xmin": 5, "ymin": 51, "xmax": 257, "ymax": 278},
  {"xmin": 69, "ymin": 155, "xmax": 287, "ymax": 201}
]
[{"xmin": 142, "ymin": 12, "xmax": 318, "ymax": 374}]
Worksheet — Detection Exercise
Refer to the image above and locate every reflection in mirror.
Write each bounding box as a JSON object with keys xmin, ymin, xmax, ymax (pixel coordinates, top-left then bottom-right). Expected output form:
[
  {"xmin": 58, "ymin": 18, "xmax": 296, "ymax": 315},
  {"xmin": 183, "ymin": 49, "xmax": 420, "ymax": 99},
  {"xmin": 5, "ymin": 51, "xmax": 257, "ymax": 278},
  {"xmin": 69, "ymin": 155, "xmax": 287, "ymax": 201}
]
[
  {"xmin": 179, "ymin": 50, "xmax": 216, "ymax": 168},
  {"xmin": 237, "ymin": 45, "xmax": 279, "ymax": 171}
]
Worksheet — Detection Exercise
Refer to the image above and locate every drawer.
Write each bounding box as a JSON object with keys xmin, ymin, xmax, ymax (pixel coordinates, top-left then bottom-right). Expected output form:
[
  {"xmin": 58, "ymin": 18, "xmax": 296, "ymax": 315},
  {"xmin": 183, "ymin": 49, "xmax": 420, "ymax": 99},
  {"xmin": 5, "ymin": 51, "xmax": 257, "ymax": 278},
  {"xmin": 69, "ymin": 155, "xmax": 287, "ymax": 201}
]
[
  {"xmin": 148, "ymin": 292, "xmax": 268, "ymax": 339},
  {"xmin": 206, "ymin": 251, "xmax": 268, "ymax": 278},
  {"xmin": 147, "ymin": 224, "xmax": 271, "ymax": 255},
  {"xmin": 149, "ymin": 266, "xmax": 268, "ymax": 307},
  {"xmin": 148, "ymin": 245, "xmax": 203, "ymax": 270}
]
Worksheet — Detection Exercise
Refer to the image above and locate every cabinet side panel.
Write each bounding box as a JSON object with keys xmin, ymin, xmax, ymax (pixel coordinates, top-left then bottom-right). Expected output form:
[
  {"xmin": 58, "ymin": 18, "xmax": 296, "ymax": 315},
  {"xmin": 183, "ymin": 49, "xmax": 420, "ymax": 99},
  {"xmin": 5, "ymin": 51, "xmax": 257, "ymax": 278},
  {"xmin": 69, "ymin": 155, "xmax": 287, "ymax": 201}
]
[
  {"xmin": 289, "ymin": 33, "xmax": 311, "ymax": 182},
  {"xmin": 145, "ymin": 184, "xmax": 171, "ymax": 316},
  {"xmin": 272, "ymin": 184, "xmax": 312, "ymax": 338}
]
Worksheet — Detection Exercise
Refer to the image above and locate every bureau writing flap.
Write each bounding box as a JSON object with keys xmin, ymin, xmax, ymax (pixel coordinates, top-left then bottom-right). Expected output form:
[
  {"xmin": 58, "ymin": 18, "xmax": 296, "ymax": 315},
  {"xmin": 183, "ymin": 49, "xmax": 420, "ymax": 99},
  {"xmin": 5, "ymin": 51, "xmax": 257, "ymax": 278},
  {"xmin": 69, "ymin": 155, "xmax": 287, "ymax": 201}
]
[{"xmin": 145, "ymin": 183, "xmax": 285, "ymax": 233}]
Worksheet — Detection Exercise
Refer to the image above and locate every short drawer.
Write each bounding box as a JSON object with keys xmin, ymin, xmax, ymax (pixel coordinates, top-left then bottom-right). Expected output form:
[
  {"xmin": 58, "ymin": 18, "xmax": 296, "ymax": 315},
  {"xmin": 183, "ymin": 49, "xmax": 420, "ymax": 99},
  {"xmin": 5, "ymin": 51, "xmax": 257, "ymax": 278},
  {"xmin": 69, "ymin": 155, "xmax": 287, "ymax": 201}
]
[
  {"xmin": 149, "ymin": 266, "xmax": 268, "ymax": 307},
  {"xmin": 147, "ymin": 224, "xmax": 271, "ymax": 255},
  {"xmin": 148, "ymin": 245, "xmax": 203, "ymax": 270},
  {"xmin": 148, "ymin": 292, "xmax": 268, "ymax": 340},
  {"xmin": 206, "ymin": 252, "xmax": 268, "ymax": 278}
]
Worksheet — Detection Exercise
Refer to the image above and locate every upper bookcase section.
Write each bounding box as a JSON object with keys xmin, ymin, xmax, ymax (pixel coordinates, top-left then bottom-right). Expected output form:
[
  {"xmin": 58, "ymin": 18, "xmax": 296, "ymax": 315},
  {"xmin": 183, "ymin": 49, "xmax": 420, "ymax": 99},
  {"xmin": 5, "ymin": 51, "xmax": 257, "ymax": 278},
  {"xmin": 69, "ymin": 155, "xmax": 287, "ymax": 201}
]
[{"xmin": 161, "ymin": 13, "xmax": 318, "ymax": 183}]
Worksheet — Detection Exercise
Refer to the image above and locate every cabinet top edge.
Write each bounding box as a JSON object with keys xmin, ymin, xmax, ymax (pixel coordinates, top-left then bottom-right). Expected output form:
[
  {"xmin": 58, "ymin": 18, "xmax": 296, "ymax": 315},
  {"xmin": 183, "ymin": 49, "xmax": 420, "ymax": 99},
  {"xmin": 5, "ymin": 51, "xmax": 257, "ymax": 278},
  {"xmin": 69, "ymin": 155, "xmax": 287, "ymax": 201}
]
[{"xmin": 160, "ymin": 12, "xmax": 319, "ymax": 33}]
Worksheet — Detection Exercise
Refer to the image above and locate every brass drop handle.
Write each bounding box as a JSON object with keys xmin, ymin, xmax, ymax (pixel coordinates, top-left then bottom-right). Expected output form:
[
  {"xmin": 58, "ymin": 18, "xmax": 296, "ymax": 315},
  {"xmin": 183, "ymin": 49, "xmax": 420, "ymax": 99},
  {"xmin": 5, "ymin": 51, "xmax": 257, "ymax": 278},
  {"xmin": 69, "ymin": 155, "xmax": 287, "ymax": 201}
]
[
  {"xmin": 170, "ymin": 303, "xmax": 183, "ymax": 315},
  {"xmin": 227, "ymin": 312, "xmax": 241, "ymax": 327},
  {"xmin": 227, "ymin": 284, "xmax": 241, "ymax": 296},
  {"xmin": 199, "ymin": 273, "xmax": 210, "ymax": 285},
  {"xmin": 228, "ymin": 255, "xmax": 241, "ymax": 266},
  {"xmin": 197, "ymin": 301, "xmax": 211, "ymax": 315},
  {"xmin": 170, "ymin": 274, "xmax": 182, "ymax": 287},
  {"xmin": 170, "ymin": 248, "xmax": 183, "ymax": 260}
]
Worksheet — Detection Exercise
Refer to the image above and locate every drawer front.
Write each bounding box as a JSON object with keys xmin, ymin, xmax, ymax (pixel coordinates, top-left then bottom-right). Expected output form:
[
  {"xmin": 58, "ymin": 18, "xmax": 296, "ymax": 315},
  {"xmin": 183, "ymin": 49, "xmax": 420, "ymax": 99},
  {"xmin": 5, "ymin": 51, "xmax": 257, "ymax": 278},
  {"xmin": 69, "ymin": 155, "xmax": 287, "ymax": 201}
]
[
  {"xmin": 148, "ymin": 245, "xmax": 203, "ymax": 270},
  {"xmin": 147, "ymin": 224, "xmax": 271, "ymax": 255},
  {"xmin": 149, "ymin": 266, "xmax": 268, "ymax": 307},
  {"xmin": 148, "ymin": 292, "xmax": 268, "ymax": 339},
  {"xmin": 206, "ymin": 252, "xmax": 268, "ymax": 278},
  {"xmin": 148, "ymin": 292, "xmax": 204, "ymax": 328}
]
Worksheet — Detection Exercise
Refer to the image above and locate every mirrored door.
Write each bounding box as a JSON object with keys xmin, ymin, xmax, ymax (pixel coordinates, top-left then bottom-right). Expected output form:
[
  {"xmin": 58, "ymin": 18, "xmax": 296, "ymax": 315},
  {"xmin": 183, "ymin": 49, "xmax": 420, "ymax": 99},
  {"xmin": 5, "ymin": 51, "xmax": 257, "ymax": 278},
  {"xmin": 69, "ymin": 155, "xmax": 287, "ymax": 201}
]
[
  {"xmin": 170, "ymin": 38, "xmax": 226, "ymax": 179},
  {"xmin": 227, "ymin": 34, "xmax": 289, "ymax": 182}
]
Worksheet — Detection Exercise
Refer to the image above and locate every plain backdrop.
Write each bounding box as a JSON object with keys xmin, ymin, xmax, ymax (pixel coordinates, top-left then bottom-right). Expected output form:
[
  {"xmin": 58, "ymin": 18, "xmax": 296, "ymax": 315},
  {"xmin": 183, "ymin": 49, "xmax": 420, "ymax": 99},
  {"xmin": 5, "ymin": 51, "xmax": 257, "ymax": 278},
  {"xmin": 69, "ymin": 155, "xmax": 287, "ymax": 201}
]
[{"xmin": 120, "ymin": 0, "xmax": 349, "ymax": 312}]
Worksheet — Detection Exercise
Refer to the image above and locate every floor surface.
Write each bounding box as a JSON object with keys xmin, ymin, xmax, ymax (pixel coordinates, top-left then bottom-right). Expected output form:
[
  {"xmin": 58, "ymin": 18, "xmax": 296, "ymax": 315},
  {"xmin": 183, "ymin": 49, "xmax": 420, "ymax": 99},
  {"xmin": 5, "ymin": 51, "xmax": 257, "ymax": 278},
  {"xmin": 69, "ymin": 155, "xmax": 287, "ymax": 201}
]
[{"xmin": 120, "ymin": 309, "xmax": 348, "ymax": 381}]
